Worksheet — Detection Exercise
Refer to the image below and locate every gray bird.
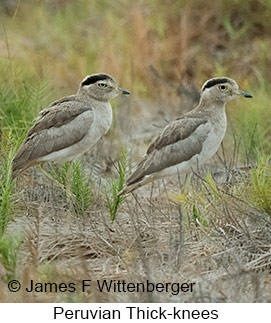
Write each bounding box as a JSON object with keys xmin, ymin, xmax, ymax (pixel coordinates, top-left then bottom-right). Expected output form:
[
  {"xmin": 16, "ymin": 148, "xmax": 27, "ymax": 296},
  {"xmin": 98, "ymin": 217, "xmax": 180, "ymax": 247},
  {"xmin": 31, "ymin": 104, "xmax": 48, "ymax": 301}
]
[
  {"xmin": 121, "ymin": 77, "xmax": 252, "ymax": 194},
  {"xmin": 12, "ymin": 73, "xmax": 130, "ymax": 178}
]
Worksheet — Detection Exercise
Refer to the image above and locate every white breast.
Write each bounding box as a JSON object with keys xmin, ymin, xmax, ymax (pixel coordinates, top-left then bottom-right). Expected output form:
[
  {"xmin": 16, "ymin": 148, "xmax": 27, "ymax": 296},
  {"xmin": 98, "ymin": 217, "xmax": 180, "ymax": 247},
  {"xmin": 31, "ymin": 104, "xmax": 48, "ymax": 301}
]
[
  {"xmin": 85, "ymin": 102, "xmax": 113, "ymax": 143},
  {"xmin": 199, "ymin": 109, "xmax": 227, "ymax": 164}
]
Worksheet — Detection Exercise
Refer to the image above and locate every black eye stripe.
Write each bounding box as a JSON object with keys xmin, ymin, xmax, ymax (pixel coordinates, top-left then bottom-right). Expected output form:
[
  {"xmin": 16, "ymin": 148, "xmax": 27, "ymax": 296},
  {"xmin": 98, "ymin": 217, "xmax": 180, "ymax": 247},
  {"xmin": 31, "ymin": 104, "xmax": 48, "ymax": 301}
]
[
  {"xmin": 203, "ymin": 78, "xmax": 230, "ymax": 91},
  {"xmin": 81, "ymin": 74, "xmax": 113, "ymax": 86}
]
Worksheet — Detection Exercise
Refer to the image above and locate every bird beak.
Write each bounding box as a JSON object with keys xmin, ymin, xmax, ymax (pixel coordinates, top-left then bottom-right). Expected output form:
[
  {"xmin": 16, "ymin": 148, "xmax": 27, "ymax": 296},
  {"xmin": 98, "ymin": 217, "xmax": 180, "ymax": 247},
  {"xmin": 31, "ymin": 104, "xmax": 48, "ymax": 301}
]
[
  {"xmin": 238, "ymin": 90, "xmax": 253, "ymax": 98},
  {"xmin": 118, "ymin": 87, "xmax": 131, "ymax": 95}
]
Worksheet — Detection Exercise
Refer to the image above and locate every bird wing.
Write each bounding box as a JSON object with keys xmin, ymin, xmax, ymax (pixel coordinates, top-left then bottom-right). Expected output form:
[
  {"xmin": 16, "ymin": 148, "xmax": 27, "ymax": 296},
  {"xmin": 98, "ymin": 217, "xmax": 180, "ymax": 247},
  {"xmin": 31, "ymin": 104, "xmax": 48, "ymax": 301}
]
[
  {"xmin": 28, "ymin": 95, "xmax": 89, "ymax": 134},
  {"xmin": 12, "ymin": 98, "xmax": 94, "ymax": 175},
  {"xmin": 127, "ymin": 115, "xmax": 209, "ymax": 185}
]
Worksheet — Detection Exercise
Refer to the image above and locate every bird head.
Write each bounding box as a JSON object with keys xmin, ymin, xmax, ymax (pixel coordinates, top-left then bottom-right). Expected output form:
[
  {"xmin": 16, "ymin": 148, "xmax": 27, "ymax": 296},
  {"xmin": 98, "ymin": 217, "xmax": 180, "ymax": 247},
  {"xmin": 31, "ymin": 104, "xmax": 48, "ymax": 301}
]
[
  {"xmin": 79, "ymin": 73, "xmax": 130, "ymax": 101},
  {"xmin": 200, "ymin": 77, "xmax": 252, "ymax": 104}
]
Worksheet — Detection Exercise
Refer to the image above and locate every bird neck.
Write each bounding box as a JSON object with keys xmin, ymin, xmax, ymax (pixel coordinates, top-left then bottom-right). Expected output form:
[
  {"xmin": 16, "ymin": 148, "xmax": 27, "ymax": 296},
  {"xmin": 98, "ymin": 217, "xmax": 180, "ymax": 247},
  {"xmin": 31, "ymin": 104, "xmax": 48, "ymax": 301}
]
[
  {"xmin": 196, "ymin": 97, "xmax": 226, "ymax": 114},
  {"xmin": 77, "ymin": 91, "xmax": 110, "ymax": 105}
]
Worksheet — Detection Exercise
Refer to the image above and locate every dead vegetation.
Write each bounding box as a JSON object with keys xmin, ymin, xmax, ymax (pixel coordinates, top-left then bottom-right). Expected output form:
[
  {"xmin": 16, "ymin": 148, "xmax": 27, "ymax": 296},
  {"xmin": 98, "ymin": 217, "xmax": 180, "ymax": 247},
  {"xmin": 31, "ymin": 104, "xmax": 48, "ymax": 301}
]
[{"xmin": 1, "ymin": 133, "xmax": 271, "ymax": 303}]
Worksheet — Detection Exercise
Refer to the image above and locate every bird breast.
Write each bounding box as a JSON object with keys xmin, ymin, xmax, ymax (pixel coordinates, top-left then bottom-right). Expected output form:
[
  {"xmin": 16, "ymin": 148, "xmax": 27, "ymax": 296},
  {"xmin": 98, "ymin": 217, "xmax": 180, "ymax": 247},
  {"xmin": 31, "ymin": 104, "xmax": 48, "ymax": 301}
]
[
  {"xmin": 200, "ymin": 108, "xmax": 227, "ymax": 163},
  {"xmin": 79, "ymin": 102, "xmax": 112, "ymax": 149},
  {"xmin": 90, "ymin": 103, "xmax": 112, "ymax": 137}
]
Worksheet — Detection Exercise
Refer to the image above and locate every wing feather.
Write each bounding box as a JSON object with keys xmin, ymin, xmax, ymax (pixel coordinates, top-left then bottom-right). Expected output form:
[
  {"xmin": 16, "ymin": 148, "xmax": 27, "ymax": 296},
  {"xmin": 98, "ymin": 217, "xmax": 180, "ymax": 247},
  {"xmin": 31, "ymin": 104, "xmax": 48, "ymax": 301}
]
[
  {"xmin": 127, "ymin": 116, "xmax": 209, "ymax": 185},
  {"xmin": 28, "ymin": 95, "xmax": 91, "ymax": 135},
  {"xmin": 12, "ymin": 99, "xmax": 93, "ymax": 177}
]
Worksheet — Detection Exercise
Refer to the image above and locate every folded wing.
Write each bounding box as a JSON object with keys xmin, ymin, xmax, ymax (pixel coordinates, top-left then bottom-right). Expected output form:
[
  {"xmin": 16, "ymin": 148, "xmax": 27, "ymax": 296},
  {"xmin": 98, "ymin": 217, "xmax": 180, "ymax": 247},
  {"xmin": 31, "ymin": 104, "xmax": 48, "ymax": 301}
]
[
  {"xmin": 127, "ymin": 115, "xmax": 209, "ymax": 185},
  {"xmin": 12, "ymin": 98, "xmax": 93, "ymax": 177}
]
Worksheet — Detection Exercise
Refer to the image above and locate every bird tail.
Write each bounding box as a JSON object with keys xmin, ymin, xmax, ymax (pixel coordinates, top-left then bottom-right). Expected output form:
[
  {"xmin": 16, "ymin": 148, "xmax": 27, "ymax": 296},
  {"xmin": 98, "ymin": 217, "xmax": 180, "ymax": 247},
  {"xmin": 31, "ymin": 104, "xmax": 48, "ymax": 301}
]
[
  {"xmin": 11, "ymin": 156, "xmax": 22, "ymax": 179},
  {"xmin": 118, "ymin": 182, "xmax": 140, "ymax": 196},
  {"xmin": 12, "ymin": 167, "xmax": 22, "ymax": 179},
  {"xmin": 118, "ymin": 175, "xmax": 154, "ymax": 196},
  {"xmin": 12, "ymin": 157, "xmax": 36, "ymax": 179},
  {"xmin": 12, "ymin": 161, "xmax": 29, "ymax": 179}
]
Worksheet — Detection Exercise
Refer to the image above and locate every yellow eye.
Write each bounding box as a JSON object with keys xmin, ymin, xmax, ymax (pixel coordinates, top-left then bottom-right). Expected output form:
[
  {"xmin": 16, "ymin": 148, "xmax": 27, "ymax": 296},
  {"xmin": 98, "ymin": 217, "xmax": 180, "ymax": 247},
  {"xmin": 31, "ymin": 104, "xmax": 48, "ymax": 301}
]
[
  {"xmin": 218, "ymin": 85, "xmax": 228, "ymax": 92},
  {"xmin": 97, "ymin": 83, "xmax": 107, "ymax": 88}
]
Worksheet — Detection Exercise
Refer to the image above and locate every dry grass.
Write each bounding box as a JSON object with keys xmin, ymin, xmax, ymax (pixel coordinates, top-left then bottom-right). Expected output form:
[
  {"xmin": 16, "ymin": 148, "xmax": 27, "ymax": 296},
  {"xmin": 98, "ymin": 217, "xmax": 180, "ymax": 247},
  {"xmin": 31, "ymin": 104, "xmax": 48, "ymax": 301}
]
[{"xmin": 1, "ymin": 164, "xmax": 271, "ymax": 302}]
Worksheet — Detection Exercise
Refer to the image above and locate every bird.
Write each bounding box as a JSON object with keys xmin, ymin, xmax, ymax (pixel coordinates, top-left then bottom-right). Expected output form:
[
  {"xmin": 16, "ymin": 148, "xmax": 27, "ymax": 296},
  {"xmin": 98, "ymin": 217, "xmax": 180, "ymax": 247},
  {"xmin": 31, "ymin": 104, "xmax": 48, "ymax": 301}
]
[
  {"xmin": 12, "ymin": 73, "xmax": 130, "ymax": 179},
  {"xmin": 120, "ymin": 77, "xmax": 252, "ymax": 194}
]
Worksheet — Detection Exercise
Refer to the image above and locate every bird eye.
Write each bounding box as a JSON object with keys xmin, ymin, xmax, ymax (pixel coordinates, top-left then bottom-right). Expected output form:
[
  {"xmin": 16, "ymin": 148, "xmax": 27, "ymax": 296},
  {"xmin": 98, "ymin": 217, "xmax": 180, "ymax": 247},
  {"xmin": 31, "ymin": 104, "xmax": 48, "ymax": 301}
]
[
  {"xmin": 218, "ymin": 85, "xmax": 228, "ymax": 92},
  {"xmin": 97, "ymin": 83, "xmax": 107, "ymax": 88}
]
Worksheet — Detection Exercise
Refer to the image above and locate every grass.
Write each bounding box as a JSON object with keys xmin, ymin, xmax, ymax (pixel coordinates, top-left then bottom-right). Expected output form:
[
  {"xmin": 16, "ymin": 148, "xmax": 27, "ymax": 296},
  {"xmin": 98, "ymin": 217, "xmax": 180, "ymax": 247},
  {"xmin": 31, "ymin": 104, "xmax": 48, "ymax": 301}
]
[
  {"xmin": 0, "ymin": 149, "xmax": 17, "ymax": 239},
  {"xmin": 242, "ymin": 88, "xmax": 271, "ymax": 151},
  {"xmin": 0, "ymin": 234, "xmax": 21, "ymax": 280},
  {"xmin": 70, "ymin": 161, "xmax": 94, "ymax": 215},
  {"xmin": 0, "ymin": 130, "xmax": 19, "ymax": 239},
  {"xmin": 0, "ymin": 0, "xmax": 271, "ymax": 302},
  {"xmin": 246, "ymin": 155, "xmax": 271, "ymax": 214},
  {"xmin": 49, "ymin": 161, "xmax": 94, "ymax": 216},
  {"xmin": 105, "ymin": 149, "xmax": 128, "ymax": 221},
  {"xmin": 0, "ymin": 79, "xmax": 51, "ymax": 143},
  {"xmin": 0, "ymin": 138, "xmax": 21, "ymax": 281}
]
